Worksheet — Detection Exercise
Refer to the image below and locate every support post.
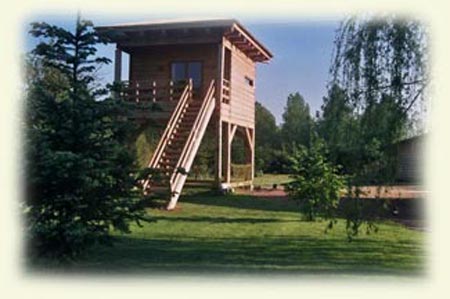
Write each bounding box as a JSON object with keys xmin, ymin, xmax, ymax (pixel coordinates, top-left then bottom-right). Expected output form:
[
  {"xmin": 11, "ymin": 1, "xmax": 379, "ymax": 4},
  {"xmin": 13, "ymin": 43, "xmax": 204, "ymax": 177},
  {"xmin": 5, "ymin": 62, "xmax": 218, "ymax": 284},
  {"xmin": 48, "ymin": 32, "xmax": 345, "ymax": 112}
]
[
  {"xmin": 250, "ymin": 127, "xmax": 255, "ymax": 190},
  {"xmin": 224, "ymin": 122, "xmax": 231, "ymax": 183},
  {"xmin": 216, "ymin": 119, "xmax": 223, "ymax": 186},
  {"xmin": 114, "ymin": 47, "xmax": 122, "ymax": 83},
  {"xmin": 244, "ymin": 127, "xmax": 255, "ymax": 190},
  {"xmin": 215, "ymin": 39, "xmax": 225, "ymax": 187},
  {"xmin": 113, "ymin": 47, "xmax": 122, "ymax": 99}
]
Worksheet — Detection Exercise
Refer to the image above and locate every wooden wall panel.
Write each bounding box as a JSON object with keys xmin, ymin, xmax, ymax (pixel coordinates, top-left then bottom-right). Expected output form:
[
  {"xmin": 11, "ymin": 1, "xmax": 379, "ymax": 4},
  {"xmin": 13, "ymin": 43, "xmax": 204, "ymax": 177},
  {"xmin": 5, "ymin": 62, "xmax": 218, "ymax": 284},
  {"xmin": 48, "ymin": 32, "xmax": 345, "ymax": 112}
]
[
  {"xmin": 224, "ymin": 39, "xmax": 256, "ymax": 128},
  {"xmin": 129, "ymin": 43, "xmax": 218, "ymax": 98},
  {"xmin": 128, "ymin": 41, "xmax": 256, "ymax": 129}
]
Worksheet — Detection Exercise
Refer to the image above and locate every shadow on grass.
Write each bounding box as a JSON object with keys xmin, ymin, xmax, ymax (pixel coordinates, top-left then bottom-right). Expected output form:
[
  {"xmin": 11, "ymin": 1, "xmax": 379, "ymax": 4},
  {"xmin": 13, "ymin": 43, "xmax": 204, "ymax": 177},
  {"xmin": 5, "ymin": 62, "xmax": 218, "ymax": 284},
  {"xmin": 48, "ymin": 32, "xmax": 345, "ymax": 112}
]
[
  {"xmin": 180, "ymin": 190, "xmax": 425, "ymax": 223},
  {"xmin": 180, "ymin": 190, "xmax": 299, "ymax": 213},
  {"xmin": 36, "ymin": 234, "xmax": 424, "ymax": 277},
  {"xmin": 152, "ymin": 215, "xmax": 300, "ymax": 224}
]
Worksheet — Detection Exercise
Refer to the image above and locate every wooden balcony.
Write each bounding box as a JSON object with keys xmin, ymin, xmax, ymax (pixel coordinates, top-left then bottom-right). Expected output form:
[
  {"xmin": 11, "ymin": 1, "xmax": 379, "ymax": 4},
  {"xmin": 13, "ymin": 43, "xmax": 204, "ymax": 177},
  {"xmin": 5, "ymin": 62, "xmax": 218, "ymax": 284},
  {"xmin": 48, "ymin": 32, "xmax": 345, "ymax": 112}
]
[
  {"xmin": 119, "ymin": 80, "xmax": 190, "ymax": 121},
  {"xmin": 119, "ymin": 80, "xmax": 187, "ymax": 103}
]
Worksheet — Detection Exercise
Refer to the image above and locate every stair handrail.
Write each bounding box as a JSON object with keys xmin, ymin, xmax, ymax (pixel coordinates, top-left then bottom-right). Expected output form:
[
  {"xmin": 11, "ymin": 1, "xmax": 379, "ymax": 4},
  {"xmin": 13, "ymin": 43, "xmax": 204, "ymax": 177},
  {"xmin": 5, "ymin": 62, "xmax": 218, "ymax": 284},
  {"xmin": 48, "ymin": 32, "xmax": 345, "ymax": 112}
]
[
  {"xmin": 146, "ymin": 79, "xmax": 192, "ymax": 170},
  {"xmin": 171, "ymin": 80, "xmax": 216, "ymax": 185}
]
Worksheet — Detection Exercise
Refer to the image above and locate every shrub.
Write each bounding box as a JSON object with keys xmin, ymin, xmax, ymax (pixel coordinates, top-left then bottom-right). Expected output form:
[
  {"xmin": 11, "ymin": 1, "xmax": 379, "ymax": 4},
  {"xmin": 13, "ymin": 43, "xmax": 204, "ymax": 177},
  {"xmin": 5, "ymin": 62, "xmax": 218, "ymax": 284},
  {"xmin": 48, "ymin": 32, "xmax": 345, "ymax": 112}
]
[
  {"xmin": 285, "ymin": 140, "xmax": 345, "ymax": 222},
  {"xmin": 231, "ymin": 163, "xmax": 252, "ymax": 181}
]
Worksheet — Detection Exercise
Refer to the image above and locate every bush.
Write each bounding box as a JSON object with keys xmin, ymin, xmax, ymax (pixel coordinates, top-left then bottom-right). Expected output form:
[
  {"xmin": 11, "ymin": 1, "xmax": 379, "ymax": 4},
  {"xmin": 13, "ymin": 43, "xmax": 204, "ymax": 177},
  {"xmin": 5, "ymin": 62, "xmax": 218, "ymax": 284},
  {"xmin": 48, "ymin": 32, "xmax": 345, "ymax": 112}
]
[
  {"xmin": 266, "ymin": 149, "xmax": 293, "ymax": 174},
  {"xmin": 231, "ymin": 163, "xmax": 252, "ymax": 181},
  {"xmin": 285, "ymin": 140, "xmax": 345, "ymax": 222}
]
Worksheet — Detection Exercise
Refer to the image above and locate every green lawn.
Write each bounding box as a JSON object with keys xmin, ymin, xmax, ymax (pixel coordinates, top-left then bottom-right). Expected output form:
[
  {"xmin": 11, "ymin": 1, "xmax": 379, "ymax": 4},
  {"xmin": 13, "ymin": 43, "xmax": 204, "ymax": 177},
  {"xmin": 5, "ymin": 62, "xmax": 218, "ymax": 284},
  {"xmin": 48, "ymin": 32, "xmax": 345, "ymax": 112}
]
[
  {"xmin": 253, "ymin": 173, "xmax": 293, "ymax": 187},
  {"xmin": 63, "ymin": 184, "xmax": 425, "ymax": 276}
]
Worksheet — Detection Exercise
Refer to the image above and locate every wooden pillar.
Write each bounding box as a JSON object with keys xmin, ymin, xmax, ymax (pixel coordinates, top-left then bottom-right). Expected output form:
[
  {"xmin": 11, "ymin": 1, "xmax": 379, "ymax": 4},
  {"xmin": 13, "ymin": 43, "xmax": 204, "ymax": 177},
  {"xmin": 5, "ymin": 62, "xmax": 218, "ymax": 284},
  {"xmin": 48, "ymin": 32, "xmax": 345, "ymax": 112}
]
[
  {"xmin": 244, "ymin": 127, "xmax": 255, "ymax": 189},
  {"xmin": 216, "ymin": 119, "xmax": 223, "ymax": 186},
  {"xmin": 215, "ymin": 40, "xmax": 225, "ymax": 187},
  {"xmin": 114, "ymin": 47, "xmax": 122, "ymax": 83},
  {"xmin": 250, "ymin": 127, "xmax": 255, "ymax": 189},
  {"xmin": 223, "ymin": 123, "xmax": 237, "ymax": 184},
  {"xmin": 224, "ymin": 122, "xmax": 231, "ymax": 183}
]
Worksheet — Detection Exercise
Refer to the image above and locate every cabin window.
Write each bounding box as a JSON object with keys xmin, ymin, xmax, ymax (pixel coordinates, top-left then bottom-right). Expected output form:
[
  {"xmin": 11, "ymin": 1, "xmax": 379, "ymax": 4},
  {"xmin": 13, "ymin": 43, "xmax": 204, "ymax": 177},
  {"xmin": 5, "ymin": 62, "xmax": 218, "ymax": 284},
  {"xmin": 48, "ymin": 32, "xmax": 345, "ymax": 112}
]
[
  {"xmin": 245, "ymin": 76, "xmax": 254, "ymax": 87},
  {"xmin": 224, "ymin": 48, "xmax": 231, "ymax": 81},
  {"xmin": 171, "ymin": 61, "xmax": 202, "ymax": 89}
]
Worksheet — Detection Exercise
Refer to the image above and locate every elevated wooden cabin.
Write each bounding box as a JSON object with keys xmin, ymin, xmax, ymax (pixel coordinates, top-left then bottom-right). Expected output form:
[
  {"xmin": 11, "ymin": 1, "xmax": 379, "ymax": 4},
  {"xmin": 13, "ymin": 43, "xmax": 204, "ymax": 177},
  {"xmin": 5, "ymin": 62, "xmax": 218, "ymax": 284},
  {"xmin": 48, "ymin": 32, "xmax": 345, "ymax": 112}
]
[{"xmin": 96, "ymin": 19, "xmax": 273, "ymax": 209}]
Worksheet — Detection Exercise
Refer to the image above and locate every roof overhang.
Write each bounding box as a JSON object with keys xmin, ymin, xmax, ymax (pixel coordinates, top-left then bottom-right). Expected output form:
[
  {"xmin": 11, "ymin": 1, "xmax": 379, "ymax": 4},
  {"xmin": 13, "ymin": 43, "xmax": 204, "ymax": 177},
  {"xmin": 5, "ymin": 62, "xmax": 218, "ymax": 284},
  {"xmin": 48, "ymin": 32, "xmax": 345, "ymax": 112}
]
[
  {"xmin": 95, "ymin": 18, "xmax": 272, "ymax": 63},
  {"xmin": 223, "ymin": 22, "xmax": 273, "ymax": 62}
]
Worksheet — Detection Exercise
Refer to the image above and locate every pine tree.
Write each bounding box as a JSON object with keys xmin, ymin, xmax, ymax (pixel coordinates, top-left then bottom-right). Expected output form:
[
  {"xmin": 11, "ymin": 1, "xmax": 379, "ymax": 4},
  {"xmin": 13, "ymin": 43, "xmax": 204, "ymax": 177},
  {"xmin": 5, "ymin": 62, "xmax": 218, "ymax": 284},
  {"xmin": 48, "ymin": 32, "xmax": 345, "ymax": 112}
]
[{"xmin": 24, "ymin": 16, "xmax": 147, "ymax": 260}]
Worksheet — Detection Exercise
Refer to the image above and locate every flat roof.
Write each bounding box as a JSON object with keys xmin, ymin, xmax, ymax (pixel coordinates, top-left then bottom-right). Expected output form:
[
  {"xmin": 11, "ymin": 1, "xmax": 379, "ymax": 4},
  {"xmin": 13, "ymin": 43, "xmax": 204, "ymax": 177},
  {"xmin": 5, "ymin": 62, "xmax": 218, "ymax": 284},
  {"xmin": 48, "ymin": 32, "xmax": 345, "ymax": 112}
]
[
  {"xmin": 96, "ymin": 18, "xmax": 236, "ymax": 30},
  {"xmin": 95, "ymin": 18, "xmax": 273, "ymax": 62}
]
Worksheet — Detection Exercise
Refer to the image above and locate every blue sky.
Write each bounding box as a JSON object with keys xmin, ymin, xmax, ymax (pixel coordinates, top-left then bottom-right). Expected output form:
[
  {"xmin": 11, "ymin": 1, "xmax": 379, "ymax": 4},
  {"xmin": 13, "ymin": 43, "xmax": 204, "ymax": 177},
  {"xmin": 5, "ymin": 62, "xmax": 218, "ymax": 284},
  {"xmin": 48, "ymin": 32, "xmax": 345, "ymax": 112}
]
[{"xmin": 24, "ymin": 14, "xmax": 339, "ymax": 124}]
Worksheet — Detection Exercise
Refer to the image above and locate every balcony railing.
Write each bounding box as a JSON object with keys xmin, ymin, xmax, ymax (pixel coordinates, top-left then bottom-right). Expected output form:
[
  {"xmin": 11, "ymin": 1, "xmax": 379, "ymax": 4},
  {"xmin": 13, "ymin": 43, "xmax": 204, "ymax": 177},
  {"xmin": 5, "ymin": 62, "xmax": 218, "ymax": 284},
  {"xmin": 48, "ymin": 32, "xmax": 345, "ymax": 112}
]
[
  {"xmin": 119, "ymin": 80, "xmax": 187, "ymax": 103},
  {"xmin": 222, "ymin": 78, "xmax": 231, "ymax": 104}
]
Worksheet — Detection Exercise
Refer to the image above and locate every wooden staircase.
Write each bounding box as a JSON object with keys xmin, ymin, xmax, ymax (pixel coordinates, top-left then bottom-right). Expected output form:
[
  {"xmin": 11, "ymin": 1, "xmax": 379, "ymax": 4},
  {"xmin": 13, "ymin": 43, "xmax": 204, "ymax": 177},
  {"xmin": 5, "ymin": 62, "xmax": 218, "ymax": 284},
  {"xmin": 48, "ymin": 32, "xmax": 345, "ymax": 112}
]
[{"xmin": 143, "ymin": 79, "xmax": 216, "ymax": 210}]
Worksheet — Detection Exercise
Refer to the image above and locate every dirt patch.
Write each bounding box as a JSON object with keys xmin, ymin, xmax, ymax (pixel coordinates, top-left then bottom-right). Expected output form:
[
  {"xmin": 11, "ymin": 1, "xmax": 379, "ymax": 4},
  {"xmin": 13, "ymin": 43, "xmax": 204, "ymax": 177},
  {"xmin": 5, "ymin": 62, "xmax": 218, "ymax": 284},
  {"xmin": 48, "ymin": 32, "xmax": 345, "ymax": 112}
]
[
  {"xmin": 237, "ymin": 185, "xmax": 428, "ymax": 200},
  {"xmin": 235, "ymin": 185, "xmax": 427, "ymax": 231},
  {"xmin": 236, "ymin": 188, "xmax": 287, "ymax": 198}
]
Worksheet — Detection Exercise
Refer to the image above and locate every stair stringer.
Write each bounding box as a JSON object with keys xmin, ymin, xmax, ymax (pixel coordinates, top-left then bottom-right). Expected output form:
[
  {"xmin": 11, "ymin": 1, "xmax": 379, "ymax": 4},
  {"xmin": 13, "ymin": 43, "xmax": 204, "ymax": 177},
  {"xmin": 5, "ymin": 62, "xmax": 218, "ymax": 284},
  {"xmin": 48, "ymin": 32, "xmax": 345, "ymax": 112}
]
[
  {"xmin": 166, "ymin": 82, "xmax": 216, "ymax": 210},
  {"xmin": 142, "ymin": 81, "xmax": 192, "ymax": 191}
]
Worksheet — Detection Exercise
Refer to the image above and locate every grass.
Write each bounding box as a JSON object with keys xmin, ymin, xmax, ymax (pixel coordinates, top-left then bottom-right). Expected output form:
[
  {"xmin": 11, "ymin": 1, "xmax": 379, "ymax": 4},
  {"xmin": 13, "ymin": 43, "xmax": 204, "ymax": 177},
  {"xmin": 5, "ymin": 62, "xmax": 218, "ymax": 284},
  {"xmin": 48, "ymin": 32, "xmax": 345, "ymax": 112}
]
[
  {"xmin": 253, "ymin": 173, "xmax": 293, "ymax": 187},
  {"xmin": 57, "ymin": 179, "xmax": 426, "ymax": 277}
]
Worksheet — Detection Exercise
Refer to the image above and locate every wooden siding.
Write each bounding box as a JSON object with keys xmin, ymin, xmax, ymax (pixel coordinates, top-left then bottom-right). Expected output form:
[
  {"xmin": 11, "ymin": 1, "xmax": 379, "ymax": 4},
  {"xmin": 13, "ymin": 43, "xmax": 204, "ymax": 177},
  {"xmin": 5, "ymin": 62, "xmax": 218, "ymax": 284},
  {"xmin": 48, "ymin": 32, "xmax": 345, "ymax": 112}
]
[
  {"xmin": 396, "ymin": 136, "xmax": 424, "ymax": 183},
  {"xmin": 129, "ymin": 43, "xmax": 218, "ymax": 99},
  {"xmin": 220, "ymin": 39, "xmax": 256, "ymax": 128}
]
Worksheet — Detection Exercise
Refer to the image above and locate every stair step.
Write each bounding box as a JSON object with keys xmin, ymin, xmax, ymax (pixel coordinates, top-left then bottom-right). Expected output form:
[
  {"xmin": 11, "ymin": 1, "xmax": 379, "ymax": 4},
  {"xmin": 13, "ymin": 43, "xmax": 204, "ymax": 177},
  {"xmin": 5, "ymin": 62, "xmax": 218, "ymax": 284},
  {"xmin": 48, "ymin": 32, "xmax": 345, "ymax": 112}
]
[
  {"xmin": 175, "ymin": 126, "xmax": 192, "ymax": 133},
  {"xmin": 181, "ymin": 120, "xmax": 196, "ymax": 125},
  {"xmin": 160, "ymin": 156, "xmax": 177, "ymax": 163},
  {"xmin": 188, "ymin": 100, "xmax": 203, "ymax": 107},
  {"xmin": 164, "ymin": 147, "xmax": 182, "ymax": 154},
  {"xmin": 165, "ymin": 147, "xmax": 183, "ymax": 154},
  {"xmin": 164, "ymin": 154, "xmax": 180, "ymax": 162},
  {"xmin": 182, "ymin": 113, "xmax": 196, "ymax": 118},
  {"xmin": 177, "ymin": 123, "xmax": 194, "ymax": 129},
  {"xmin": 172, "ymin": 129, "xmax": 190, "ymax": 138},
  {"xmin": 160, "ymin": 159, "xmax": 177, "ymax": 166},
  {"xmin": 169, "ymin": 139, "xmax": 186, "ymax": 146},
  {"xmin": 173, "ymin": 132, "xmax": 190, "ymax": 139},
  {"xmin": 173, "ymin": 133, "xmax": 190, "ymax": 140},
  {"xmin": 172, "ymin": 135, "xmax": 189, "ymax": 142},
  {"xmin": 184, "ymin": 111, "xmax": 199, "ymax": 116}
]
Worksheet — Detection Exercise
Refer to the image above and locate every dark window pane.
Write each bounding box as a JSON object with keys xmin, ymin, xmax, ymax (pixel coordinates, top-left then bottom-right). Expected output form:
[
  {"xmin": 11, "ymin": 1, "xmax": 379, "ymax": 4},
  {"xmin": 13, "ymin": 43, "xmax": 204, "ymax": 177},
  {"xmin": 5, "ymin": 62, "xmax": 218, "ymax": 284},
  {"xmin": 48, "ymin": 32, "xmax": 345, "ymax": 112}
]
[
  {"xmin": 188, "ymin": 62, "xmax": 202, "ymax": 88},
  {"xmin": 224, "ymin": 48, "xmax": 231, "ymax": 80},
  {"xmin": 171, "ymin": 62, "xmax": 186, "ymax": 83}
]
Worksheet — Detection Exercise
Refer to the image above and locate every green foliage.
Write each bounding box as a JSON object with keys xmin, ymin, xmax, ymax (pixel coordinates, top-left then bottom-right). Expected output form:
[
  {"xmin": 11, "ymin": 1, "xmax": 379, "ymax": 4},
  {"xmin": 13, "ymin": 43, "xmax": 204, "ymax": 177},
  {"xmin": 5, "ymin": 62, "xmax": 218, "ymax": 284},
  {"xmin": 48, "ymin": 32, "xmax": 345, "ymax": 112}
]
[
  {"xmin": 330, "ymin": 16, "xmax": 427, "ymax": 136},
  {"xmin": 231, "ymin": 164, "xmax": 252, "ymax": 181},
  {"xmin": 191, "ymin": 128, "xmax": 215, "ymax": 179},
  {"xmin": 324, "ymin": 16, "xmax": 427, "ymax": 181},
  {"xmin": 29, "ymin": 16, "xmax": 111, "ymax": 95},
  {"xmin": 231, "ymin": 134, "xmax": 246, "ymax": 164},
  {"xmin": 132, "ymin": 122, "xmax": 163, "ymax": 168},
  {"xmin": 266, "ymin": 148, "xmax": 293, "ymax": 174},
  {"xmin": 285, "ymin": 139, "xmax": 345, "ymax": 223},
  {"xmin": 24, "ymin": 16, "xmax": 147, "ymax": 260},
  {"xmin": 317, "ymin": 16, "xmax": 428, "ymax": 239},
  {"xmin": 317, "ymin": 84, "xmax": 358, "ymax": 170},
  {"xmin": 280, "ymin": 92, "xmax": 313, "ymax": 151},
  {"xmin": 255, "ymin": 102, "xmax": 281, "ymax": 173}
]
